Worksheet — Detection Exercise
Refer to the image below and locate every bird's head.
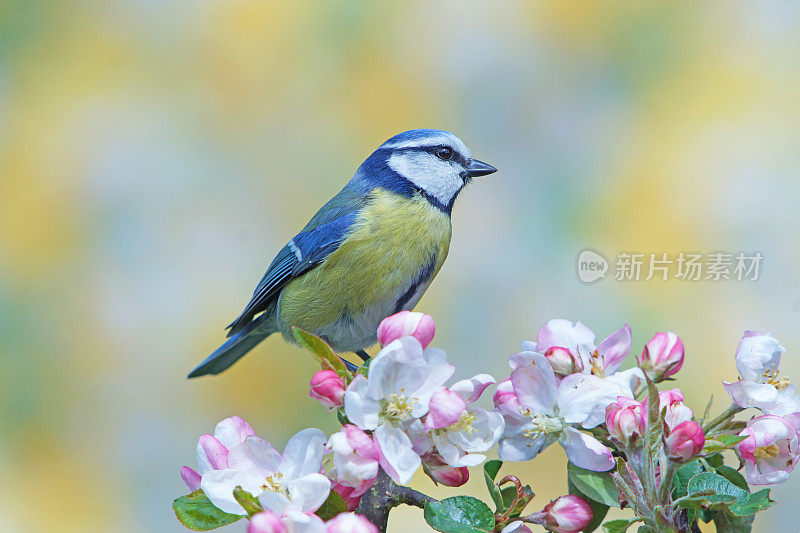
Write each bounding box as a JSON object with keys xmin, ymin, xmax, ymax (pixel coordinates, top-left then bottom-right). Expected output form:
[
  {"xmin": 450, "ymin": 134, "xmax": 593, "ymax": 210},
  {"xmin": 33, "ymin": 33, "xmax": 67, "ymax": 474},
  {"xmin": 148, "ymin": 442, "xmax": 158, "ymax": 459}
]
[{"xmin": 358, "ymin": 129, "xmax": 497, "ymax": 212}]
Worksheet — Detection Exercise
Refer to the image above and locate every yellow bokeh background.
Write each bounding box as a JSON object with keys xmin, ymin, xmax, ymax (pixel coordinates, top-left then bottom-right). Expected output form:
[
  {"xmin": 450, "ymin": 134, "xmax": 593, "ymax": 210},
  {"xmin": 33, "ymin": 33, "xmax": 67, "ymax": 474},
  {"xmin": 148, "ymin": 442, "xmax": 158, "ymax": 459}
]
[{"xmin": 1, "ymin": 1, "xmax": 799, "ymax": 531}]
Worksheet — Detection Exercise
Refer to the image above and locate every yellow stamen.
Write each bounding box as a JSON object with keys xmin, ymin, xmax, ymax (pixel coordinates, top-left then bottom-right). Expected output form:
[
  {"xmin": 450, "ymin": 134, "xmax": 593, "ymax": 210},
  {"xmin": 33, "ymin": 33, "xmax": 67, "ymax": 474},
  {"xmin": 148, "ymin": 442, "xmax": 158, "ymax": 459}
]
[
  {"xmin": 381, "ymin": 393, "xmax": 418, "ymax": 425},
  {"xmin": 261, "ymin": 472, "xmax": 284, "ymax": 492},
  {"xmin": 589, "ymin": 349, "xmax": 605, "ymax": 378}
]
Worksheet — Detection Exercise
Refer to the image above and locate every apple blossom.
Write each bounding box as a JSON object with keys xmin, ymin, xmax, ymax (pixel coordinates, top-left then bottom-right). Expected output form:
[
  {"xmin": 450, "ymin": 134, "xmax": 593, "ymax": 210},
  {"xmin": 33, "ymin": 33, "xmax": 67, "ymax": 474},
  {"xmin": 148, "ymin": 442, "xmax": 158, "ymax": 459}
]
[
  {"xmin": 180, "ymin": 416, "xmax": 257, "ymax": 492},
  {"xmin": 518, "ymin": 320, "xmax": 643, "ymax": 396},
  {"xmin": 541, "ymin": 495, "xmax": 593, "ymax": 533},
  {"xmin": 643, "ymin": 389, "xmax": 694, "ymax": 431},
  {"xmin": 536, "ymin": 319, "xmax": 631, "ymax": 377},
  {"xmin": 309, "ymin": 370, "xmax": 346, "ymax": 409},
  {"xmin": 723, "ymin": 331, "xmax": 800, "ymax": 416},
  {"xmin": 639, "ymin": 332, "xmax": 684, "ymax": 380},
  {"xmin": 376, "ymin": 310, "xmax": 436, "ymax": 349},
  {"xmin": 664, "ymin": 421, "xmax": 705, "ymax": 463},
  {"xmin": 201, "ymin": 428, "xmax": 330, "ymax": 516},
  {"xmin": 417, "ymin": 374, "xmax": 504, "ymax": 468},
  {"xmin": 325, "ymin": 512, "xmax": 379, "ymax": 533},
  {"xmin": 421, "ymin": 451, "xmax": 469, "ymax": 486},
  {"xmin": 326, "ymin": 425, "xmax": 379, "ymax": 495},
  {"xmin": 605, "ymin": 396, "xmax": 646, "ymax": 447},
  {"xmin": 343, "ymin": 336, "xmax": 454, "ymax": 484},
  {"xmin": 496, "ymin": 353, "xmax": 623, "ymax": 471},
  {"xmin": 736, "ymin": 414, "xmax": 800, "ymax": 485}
]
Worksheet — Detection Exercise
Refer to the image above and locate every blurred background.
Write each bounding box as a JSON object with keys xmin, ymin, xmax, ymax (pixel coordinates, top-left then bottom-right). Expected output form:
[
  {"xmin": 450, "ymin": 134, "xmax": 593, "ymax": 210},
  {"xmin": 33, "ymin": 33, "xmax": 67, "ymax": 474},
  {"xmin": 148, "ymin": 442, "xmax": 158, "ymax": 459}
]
[{"xmin": 1, "ymin": 1, "xmax": 799, "ymax": 531}]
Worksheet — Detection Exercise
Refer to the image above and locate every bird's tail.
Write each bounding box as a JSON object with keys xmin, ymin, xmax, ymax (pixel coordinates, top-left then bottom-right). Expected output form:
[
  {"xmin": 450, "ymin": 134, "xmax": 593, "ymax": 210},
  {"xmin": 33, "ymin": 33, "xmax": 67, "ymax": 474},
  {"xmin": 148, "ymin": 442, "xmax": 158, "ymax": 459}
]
[{"xmin": 188, "ymin": 313, "xmax": 276, "ymax": 378}]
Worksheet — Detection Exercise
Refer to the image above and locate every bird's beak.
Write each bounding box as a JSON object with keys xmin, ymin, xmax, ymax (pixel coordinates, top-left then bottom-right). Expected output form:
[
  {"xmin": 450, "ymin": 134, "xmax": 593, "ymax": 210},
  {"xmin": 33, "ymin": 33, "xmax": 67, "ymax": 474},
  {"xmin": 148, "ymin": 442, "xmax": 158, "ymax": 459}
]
[{"xmin": 465, "ymin": 158, "xmax": 498, "ymax": 178}]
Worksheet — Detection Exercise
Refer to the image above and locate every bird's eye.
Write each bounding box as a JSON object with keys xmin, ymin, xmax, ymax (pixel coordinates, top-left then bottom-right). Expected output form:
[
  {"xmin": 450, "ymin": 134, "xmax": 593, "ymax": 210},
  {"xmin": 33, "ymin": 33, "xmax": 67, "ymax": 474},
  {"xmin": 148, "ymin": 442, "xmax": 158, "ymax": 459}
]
[{"xmin": 435, "ymin": 146, "xmax": 454, "ymax": 161}]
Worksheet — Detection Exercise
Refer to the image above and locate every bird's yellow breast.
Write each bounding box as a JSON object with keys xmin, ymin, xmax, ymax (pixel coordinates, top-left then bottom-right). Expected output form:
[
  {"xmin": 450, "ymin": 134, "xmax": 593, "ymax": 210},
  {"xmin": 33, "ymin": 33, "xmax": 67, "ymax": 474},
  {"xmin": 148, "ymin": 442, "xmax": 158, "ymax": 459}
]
[{"xmin": 277, "ymin": 188, "xmax": 451, "ymax": 346}]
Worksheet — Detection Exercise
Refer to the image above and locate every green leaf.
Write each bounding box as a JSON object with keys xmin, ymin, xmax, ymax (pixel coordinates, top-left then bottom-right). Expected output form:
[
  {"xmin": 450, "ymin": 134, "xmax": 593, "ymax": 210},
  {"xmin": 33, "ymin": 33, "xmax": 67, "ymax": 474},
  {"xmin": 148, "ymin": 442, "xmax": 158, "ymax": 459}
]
[
  {"xmin": 672, "ymin": 460, "xmax": 703, "ymax": 499},
  {"xmin": 569, "ymin": 480, "xmax": 607, "ymax": 532},
  {"xmin": 601, "ymin": 518, "xmax": 640, "ymax": 533},
  {"xmin": 702, "ymin": 434, "xmax": 748, "ymax": 453},
  {"xmin": 232, "ymin": 487, "xmax": 263, "ymax": 517},
  {"xmin": 714, "ymin": 465, "xmax": 748, "ymax": 491},
  {"xmin": 357, "ymin": 357, "xmax": 371, "ymax": 377},
  {"xmin": 173, "ymin": 490, "xmax": 243, "ymax": 531},
  {"xmin": 729, "ymin": 489, "xmax": 773, "ymax": 517},
  {"xmin": 483, "ymin": 460, "xmax": 502, "ymax": 481},
  {"xmin": 567, "ymin": 462, "xmax": 620, "ymax": 507},
  {"xmin": 711, "ymin": 512, "xmax": 754, "ymax": 532},
  {"xmin": 292, "ymin": 327, "xmax": 352, "ymax": 383},
  {"xmin": 315, "ymin": 489, "xmax": 348, "ymax": 521},
  {"xmin": 501, "ymin": 484, "xmax": 534, "ymax": 517},
  {"xmin": 483, "ymin": 469, "xmax": 504, "ymax": 513},
  {"xmin": 682, "ymin": 472, "xmax": 773, "ymax": 517},
  {"xmin": 424, "ymin": 496, "xmax": 495, "ymax": 533}
]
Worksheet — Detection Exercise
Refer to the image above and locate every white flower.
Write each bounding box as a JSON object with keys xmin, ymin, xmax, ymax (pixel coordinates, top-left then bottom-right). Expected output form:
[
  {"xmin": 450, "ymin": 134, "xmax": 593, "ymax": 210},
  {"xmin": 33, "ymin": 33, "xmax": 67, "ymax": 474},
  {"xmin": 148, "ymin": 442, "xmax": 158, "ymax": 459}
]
[
  {"xmin": 202, "ymin": 428, "xmax": 330, "ymax": 516},
  {"xmin": 496, "ymin": 353, "xmax": 623, "ymax": 471},
  {"xmin": 421, "ymin": 375, "xmax": 505, "ymax": 467},
  {"xmin": 518, "ymin": 320, "xmax": 643, "ymax": 396},
  {"xmin": 736, "ymin": 414, "xmax": 800, "ymax": 485},
  {"xmin": 344, "ymin": 336, "xmax": 454, "ymax": 484},
  {"xmin": 723, "ymin": 331, "xmax": 800, "ymax": 416}
]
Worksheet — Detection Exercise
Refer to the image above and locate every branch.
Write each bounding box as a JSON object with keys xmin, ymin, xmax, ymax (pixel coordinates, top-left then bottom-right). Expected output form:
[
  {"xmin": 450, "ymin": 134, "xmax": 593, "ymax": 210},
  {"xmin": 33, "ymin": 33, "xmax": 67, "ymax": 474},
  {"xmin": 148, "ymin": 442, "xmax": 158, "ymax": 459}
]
[{"xmin": 356, "ymin": 468, "xmax": 437, "ymax": 532}]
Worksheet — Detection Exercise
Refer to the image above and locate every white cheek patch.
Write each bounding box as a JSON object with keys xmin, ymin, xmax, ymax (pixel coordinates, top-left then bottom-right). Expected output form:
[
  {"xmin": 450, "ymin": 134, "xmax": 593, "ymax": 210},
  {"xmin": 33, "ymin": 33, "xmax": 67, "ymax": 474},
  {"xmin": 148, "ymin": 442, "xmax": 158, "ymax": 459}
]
[{"xmin": 387, "ymin": 152, "xmax": 463, "ymax": 205}]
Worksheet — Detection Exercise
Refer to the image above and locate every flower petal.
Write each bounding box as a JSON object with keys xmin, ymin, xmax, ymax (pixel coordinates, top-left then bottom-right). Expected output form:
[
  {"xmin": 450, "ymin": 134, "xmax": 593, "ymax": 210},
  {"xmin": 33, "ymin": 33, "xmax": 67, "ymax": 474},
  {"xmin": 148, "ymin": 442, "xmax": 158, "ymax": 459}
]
[
  {"xmin": 510, "ymin": 353, "xmax": 558, "ymax": 416},
  {"xmin": 214, "ymin": 416, "xmax": 257, "ymax": 450},
  {"xmin": 344, "ymin": 376, "xmax": 380, "ymax": 430},
  {"xmin": 228, "ymin": 436, "xmax": 281, "ymax": 474},
  {"xmin": 735, "ymin": 332, "xmax": 785, "ymax": 382},
  {"xmin": 180, "ymin": 466, "xmax": 201, "ymax": 492},
  {"xmin": 196, "ymin": 434, "xmax": 229, "ymax": 474},
  {"xmin": 558, "ymin": 373, "xmax": 628, "ymax": 428},
  {"xmin": 450, "ymin": 374, "xmax": 496, "ymax": 403},
  {"xmin": 560, "ymin": 427, "xmax": 614, "ymax": 471},
  {"xmin": 425, "ymin": 388, "xmax": 467, "ymax": 431},
  {"xmin": 279, "ymin": 428, "xmax": 327, "ymax": 480},
  {"xmin": 596, "ymin": 323, "xmax": 632, "ymax": 374},
  {"xmin": 200, "ymin": 468, "xmax": 247, "ymax": 515},
  {"xmin": 286, "ymin": 473, "xmax": 331, "ymax": 513},
  {"xmin": 375, "ymin": 423, "xmax": 421, "ymax": 485}
]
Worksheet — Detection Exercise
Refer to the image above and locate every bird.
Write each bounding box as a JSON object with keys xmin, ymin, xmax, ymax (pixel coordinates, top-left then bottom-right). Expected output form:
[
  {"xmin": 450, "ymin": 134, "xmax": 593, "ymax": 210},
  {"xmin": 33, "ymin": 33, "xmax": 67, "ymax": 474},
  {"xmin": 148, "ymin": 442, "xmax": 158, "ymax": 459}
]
[{"xmin": 188, "ymin": 129, "xmax": 497, "ymax": 378}]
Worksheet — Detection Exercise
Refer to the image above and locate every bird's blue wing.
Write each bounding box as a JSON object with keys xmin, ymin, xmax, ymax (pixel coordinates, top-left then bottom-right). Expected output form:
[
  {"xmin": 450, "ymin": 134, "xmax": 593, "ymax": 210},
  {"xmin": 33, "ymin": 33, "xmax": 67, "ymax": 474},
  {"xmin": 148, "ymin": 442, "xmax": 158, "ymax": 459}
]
[{"xmin": 226, "ymin": 210, "xmax": 359, "ymax": 335}]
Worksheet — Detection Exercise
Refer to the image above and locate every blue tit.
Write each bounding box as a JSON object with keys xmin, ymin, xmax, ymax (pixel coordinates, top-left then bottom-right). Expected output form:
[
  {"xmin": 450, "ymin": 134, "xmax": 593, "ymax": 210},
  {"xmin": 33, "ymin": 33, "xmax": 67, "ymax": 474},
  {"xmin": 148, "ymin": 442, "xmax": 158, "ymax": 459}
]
[{"xmin": 188, "ymin": 129, "xmax": 496, "ymax": 378}]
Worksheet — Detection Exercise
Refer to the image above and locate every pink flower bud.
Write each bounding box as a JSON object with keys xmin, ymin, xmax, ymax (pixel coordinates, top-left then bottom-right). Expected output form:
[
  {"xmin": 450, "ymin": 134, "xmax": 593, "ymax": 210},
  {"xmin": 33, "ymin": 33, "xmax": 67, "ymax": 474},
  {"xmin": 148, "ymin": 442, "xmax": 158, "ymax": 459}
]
[
  {"xmin": 543, "ymin": 495, "xmax": 593, "ymax": 533},
  {"xmin": 327, "ymin": 425, "xmax": 379, "ymax": 491},
  {"xmin": 377, "ymin": 311, "xmax": 436, "ymax": 348},
  {"xmin": 605, "ymin": 397, "xmax": 646, "ymax": 447},
  {"xmin": 643, "ymin": 388, "xmax": 694, "ymax": 431},
  {"xmin": 248, "ymin": 511, "xmax": 287, "ymax": 533},
  {"xmin": 325, "ymin": 512, "xmax": 378, "ymax": 533},
  {"xmin": 422, "ymin": 451, "xmax": 470, "ymax": 487},
  {"xmin": 309, "ymin": 370, "xmax": 346, "ymax": 409},
  {"xmin": 639, "ymin": 332, "xmax": 685, "ymax": 379},
  {"xmin": 665, "ymin": 421, "xmax": 705, "ymax": 463},
  {"xmin": 493, "ymin": 378, "xmax": 520, "ymax": 415},
  {"xmin": 180, "ymin": 466, "xmax": 201, "ymax": 492},
  {"xmin": 424, "ymin": 387, "xmax": 467, "ymax": 430},
  {"xmin": 543, "ymin": 346, "xmax": 583, "ymax": 376}
]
